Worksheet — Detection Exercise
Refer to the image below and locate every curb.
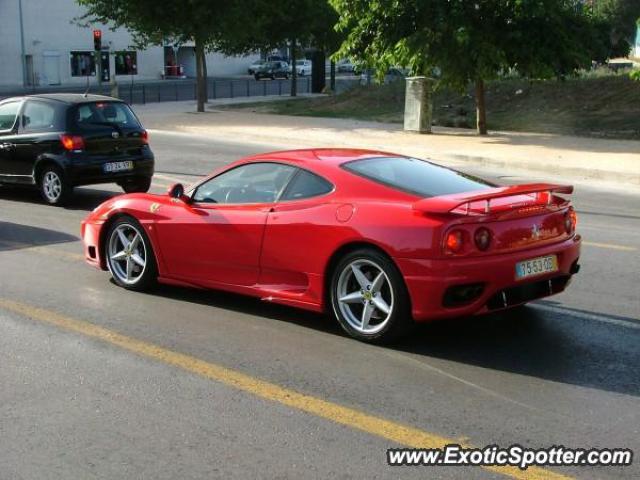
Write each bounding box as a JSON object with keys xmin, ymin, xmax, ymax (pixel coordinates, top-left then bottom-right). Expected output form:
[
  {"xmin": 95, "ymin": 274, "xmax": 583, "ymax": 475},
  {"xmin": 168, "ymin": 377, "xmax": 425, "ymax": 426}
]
[{"xmin": 164, "ymin": 125, "xmax": 640, "ymax": 187}]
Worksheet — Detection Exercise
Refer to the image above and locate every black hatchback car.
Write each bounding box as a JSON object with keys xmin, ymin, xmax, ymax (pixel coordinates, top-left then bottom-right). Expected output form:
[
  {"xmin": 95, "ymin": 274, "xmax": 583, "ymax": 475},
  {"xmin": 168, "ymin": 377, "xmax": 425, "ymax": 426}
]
[
  {"xmin": 0, "ymin": 94, "xmax": 154, "ymax": 205},
  {"xmin": 254, "ymin": 61, "xmax": 290, "ymax": 80}
]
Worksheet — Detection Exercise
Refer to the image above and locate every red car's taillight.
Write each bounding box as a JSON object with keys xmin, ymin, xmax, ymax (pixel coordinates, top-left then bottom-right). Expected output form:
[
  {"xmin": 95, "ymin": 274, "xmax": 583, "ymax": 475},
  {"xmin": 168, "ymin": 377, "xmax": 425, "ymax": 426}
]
[
  {"xmin": 60, "ymin": 134, "xmax": 85, "ymax": 151},
  {"xmin": 474, "ymin": 227, "xmax": 492, "ymax": 251},
  {"xmin": 141, "ymin": 130, "xmax": 149, "ymax": 144},
  {"xmin": 445, "ymin": 230, "xmax": 464, "ymax": 254},
  {"xmin": 565, "ymin": 207, "xmax": 577, "ymax": 234}
]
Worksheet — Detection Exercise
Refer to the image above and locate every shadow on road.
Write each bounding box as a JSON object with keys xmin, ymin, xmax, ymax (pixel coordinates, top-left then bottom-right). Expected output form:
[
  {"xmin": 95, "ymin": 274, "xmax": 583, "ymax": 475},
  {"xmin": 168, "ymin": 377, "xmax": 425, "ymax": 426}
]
[
  {"xmin": 142, "ymin": 283, "xmax": 640, "ymax": 398},
  {"xmin": 0, "ymin": 184, "xmax": 118, "ymax": 211},
  {"xmin": 0, "ymin": 221, "xmax": 79, "ymax": 252}
]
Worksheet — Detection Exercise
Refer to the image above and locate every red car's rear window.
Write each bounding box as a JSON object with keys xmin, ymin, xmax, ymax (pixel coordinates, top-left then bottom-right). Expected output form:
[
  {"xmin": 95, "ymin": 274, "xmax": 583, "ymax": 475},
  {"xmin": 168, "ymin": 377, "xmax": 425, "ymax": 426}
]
[{"xmin": 342, "ymin": 156, "xmax": 495, "ymax": 198}]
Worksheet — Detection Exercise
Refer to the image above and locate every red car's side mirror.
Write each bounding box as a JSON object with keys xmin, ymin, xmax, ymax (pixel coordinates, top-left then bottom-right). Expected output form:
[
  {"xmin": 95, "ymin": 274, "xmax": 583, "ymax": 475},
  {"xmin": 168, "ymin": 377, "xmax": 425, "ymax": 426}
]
[{"xmin": 167, "ymin": 183, "xmax": 190, "ymax": 203}]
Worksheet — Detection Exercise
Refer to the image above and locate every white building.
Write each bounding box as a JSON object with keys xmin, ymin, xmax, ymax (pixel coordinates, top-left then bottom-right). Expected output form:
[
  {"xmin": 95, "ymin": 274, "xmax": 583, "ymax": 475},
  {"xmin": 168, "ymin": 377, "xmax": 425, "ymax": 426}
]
[{"xmin": 0, "ymin": 0, "xmax": 258, "ymax": 89}]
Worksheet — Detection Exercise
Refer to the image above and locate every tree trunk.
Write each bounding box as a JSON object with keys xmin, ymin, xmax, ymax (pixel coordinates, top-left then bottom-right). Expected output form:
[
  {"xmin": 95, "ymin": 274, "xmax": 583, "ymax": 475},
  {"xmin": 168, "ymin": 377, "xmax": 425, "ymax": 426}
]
[
  {"xmin": 330, "ymin": 60, "xmax": 336, "ymax": 92},
  {"xmin": 475, "ymin": 79, "xmax": 488, "ymax": 135},
  {"xmin": 201, "ymin": 48, "xmax": 208, "ymax": 103},
  {"xmin": 195, "ymin": 39, "xmax": 206, "ymax": 112},
  {"xmin": 290, "ymin": 38, "xmax": 297, "ymax": 97}
]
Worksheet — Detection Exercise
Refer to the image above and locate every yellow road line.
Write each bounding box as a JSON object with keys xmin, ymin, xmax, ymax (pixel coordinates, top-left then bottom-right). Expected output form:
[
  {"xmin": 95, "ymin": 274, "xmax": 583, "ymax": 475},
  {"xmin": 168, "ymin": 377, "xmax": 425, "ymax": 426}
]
[
  {"xmin": 0, "ymin": 298, "xmax": 572, "ymax": 480},
  {"xmin": 582, "ymin": 241, "xmax": 636, "ymax": 252}
]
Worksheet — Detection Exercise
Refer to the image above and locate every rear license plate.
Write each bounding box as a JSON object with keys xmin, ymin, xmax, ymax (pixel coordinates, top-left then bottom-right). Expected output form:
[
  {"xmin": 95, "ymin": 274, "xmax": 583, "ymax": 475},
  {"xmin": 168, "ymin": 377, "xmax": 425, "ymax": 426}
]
[
  {"xmin": 515, "ymin": 255, "xmax": 558, "ymax": 280},
  {"xmin": 103, "ymin": 161, "xmax": 133, "ymax": 173}
]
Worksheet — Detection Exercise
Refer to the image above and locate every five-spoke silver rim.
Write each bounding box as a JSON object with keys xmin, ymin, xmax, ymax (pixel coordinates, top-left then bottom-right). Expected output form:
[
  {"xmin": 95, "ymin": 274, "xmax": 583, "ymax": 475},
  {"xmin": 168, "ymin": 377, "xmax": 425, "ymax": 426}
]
[
  {"xmin": 336, "ymin": 259, "xmax": 394, "ymax": 335},
  {"xmin": 42, "ymin": 171, "xmax": 62, "ymax": 202},
  {"xmin": 107, "ymin": 224, "xmax": 147, "ymax": 285}
]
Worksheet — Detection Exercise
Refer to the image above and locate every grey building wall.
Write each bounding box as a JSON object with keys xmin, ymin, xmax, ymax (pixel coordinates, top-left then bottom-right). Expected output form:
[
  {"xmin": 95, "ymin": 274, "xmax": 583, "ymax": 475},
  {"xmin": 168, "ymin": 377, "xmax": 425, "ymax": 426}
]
[{"xmin": 0, "ymin": 0, "xmax": 258, "ymax": 88}]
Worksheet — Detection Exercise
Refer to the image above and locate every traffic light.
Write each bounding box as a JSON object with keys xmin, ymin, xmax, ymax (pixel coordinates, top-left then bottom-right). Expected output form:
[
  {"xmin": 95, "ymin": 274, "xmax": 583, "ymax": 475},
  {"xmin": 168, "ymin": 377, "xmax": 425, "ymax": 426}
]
[{"xmin": 93, "ymin": 29, "xmax": 102, "ymax": 51}]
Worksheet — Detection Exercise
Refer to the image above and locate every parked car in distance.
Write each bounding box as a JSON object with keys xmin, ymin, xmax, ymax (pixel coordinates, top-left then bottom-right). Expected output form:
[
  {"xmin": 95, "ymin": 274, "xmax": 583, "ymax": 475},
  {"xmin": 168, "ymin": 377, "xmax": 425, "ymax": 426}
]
[
  {"xmin": 254, "ymin": 61, "xmax": 290, "ymax": 80},
  {"xmin": 0, "ymin": 94, "xmax": 154, "ymax": 205},
  {"xmin": 360, "ymin": 67, "xmax": 408, "ymax": 85},
  {"xmin": 266, "ymin": 54, "xmax": 289, "ymax": 63},
  {"xmin": 294, "ymin": 60, "xmax": 313, "ymax": 76},
  {"xmin": 248, "ymin": 60, "xmax": 265, "ymax": 75},
  {"xmin": 337, "ymin": 59, "xmax": 355, "ymax": 73}
]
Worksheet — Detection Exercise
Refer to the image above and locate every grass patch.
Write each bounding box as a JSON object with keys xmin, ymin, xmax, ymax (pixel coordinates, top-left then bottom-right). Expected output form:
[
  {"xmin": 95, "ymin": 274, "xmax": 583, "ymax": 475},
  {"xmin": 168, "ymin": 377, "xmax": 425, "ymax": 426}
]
[{"xmin": 225, "ymin": 76, "xmax": 640, "ymax": 139}]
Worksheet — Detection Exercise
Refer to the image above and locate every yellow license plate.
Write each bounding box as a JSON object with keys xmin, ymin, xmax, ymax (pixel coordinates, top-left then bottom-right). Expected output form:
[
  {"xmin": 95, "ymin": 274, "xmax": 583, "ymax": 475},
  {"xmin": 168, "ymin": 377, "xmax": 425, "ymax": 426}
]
[{"xmin": 515, "ymin": 255, "xmax": 558, "ymax": 280}]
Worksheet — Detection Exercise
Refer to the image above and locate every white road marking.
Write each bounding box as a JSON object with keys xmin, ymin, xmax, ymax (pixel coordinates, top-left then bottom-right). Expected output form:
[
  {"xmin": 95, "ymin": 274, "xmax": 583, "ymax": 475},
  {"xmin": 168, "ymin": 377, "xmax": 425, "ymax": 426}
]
[{"xmin": 154, "ymin": 173, "xmax": 195, "ymax": 184}]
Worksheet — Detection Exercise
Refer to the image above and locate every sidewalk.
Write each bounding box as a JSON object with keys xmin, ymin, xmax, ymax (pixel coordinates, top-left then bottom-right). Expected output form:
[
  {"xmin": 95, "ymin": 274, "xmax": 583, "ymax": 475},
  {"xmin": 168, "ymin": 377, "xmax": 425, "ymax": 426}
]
[{"xmin": 135, "ymin": 98, "xmax": 640, "ymax": 187}]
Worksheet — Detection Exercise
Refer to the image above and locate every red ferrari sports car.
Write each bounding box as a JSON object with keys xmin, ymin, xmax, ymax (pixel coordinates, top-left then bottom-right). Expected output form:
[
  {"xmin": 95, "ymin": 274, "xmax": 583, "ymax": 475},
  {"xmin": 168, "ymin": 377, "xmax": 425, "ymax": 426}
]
[{"xmin": 81, "ymin": 148, "xmax": 581, "ymax": 343}]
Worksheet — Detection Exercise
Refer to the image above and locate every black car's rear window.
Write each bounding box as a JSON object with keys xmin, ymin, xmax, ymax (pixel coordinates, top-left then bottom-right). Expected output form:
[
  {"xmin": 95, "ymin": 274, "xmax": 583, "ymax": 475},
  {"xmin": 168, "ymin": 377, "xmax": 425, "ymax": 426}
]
[
  {"xmin": 343, "ymin": 156, "xmax": 494, "ymax": 198},
  {"xmin": 73, "ymin": 102, "xmax": 142, "ymax": 130}
]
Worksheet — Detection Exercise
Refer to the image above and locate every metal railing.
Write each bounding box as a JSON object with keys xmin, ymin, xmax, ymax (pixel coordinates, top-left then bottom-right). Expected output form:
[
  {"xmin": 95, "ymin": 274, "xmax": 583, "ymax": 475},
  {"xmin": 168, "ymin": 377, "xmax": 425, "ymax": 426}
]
[{"xmin": 0, "ymin": 77, "xmax": 315, "ymax": 104}]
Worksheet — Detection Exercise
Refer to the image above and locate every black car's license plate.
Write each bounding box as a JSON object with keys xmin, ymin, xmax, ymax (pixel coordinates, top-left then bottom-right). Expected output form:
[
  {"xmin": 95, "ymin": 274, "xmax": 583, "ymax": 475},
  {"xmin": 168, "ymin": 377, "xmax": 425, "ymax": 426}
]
[{"xmin": 103, "ymin": 161, "xmax": 134, "ymax": 173}]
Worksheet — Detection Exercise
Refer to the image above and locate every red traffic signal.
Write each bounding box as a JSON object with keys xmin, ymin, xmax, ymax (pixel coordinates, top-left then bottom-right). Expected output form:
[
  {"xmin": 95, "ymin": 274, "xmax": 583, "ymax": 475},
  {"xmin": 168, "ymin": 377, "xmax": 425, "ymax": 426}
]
[{"xmin": 93, "ymin": 29, "xmax": 102, "ymax": 51}]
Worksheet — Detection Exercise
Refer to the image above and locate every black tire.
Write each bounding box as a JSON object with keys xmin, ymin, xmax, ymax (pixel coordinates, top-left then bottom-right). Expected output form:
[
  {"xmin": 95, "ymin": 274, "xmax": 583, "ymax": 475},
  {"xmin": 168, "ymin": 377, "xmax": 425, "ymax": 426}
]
[
  {"xmin": 330, "ymin": 248, "xmax": 413, "ymax": 344},
  {"xmin": 38, "ymin": 164, "xmax": 72, "ymax": 206},
  {"xmin": 121, "ymin": 177, "xmax": 152, "ymax": 194},
  {"xmin": 105, "ymin": 216, "xmax": 158, "ymax": 291}
]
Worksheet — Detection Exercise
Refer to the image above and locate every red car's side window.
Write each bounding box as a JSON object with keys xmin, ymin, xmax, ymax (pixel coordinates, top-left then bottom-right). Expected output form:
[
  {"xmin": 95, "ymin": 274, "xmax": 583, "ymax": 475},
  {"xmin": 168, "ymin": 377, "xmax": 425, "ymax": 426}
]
[{"xmin": 192, "ymin": 162, "xmax": 296, "ymax": 204}]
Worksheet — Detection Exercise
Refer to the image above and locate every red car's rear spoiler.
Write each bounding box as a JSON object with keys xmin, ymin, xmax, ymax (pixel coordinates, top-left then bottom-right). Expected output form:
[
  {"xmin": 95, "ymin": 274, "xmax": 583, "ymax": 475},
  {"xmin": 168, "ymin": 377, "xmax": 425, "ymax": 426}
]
[{"xmin": 413, "ymin": 183, "xmax": 574, "ymax": 215}]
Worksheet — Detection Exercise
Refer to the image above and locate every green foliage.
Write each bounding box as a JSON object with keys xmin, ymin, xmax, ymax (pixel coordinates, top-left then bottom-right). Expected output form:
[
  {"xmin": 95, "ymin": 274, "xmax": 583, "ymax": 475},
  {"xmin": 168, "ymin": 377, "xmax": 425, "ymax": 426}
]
[
  {"xmin": 331, "ymin": 0, "xmax": 613, "ymax": 134},
  {"xmin": 227, "ymin": 0, "xmax": 341, "ymax": 54},
  {"xmin": 631, "ymin": 69, "xmax": 640, "ymax": 81},
  {"xmin": 76, "ymin": 0, "xmax": 245, "ymax": 52},
  {"xmin": 331, "ymin": 0, "xmax": 609, "ymax": 87},
  {"xmin": 589, "ymin": 0, "xmax": 640, "ymax": 56}
]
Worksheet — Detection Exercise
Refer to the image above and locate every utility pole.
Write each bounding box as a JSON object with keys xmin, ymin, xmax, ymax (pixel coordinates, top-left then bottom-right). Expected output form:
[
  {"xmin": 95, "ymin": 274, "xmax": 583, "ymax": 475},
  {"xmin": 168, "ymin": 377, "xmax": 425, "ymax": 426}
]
[
  {"xmin": 94, "ymin": 29, "xmax": 102, "ymax": 93},
  {"xmin": 18, "ymin": 0, "xmax": 27, "ymax": 86}
]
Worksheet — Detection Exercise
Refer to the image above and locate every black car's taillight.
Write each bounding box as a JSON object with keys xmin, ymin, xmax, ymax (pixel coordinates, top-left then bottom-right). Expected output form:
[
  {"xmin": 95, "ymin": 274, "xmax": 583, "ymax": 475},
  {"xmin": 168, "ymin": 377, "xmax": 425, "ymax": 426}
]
[{"xmin": 60, "ymin": 134, "xmax": 85, "ymax": 151}]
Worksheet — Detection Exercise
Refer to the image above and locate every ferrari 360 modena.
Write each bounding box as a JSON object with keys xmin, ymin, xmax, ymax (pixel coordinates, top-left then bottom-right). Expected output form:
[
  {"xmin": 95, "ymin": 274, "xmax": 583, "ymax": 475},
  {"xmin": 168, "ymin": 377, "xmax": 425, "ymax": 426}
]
[{"xmin": 81, "ymin": 148, "xmax": 581, "ymax": 343}]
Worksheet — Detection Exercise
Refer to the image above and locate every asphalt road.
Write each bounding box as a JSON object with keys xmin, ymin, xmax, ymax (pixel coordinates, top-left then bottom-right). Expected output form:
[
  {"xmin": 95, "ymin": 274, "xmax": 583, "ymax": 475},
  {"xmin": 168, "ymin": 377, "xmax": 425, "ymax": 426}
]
[{"xmin": 0, "ymin": 131, "xmax": 639, "ymax": 480}]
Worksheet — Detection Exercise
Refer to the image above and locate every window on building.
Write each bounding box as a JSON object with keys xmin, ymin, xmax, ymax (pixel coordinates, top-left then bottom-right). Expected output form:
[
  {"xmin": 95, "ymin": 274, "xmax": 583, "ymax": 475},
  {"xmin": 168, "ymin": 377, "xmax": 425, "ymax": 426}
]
[
  {"xmin": 70, "ymin": 51, "xmax": 96, "ymax": 77},
  {"xmin": 115, "ymin": 51, "xmax": 138, "ymax": 75}
]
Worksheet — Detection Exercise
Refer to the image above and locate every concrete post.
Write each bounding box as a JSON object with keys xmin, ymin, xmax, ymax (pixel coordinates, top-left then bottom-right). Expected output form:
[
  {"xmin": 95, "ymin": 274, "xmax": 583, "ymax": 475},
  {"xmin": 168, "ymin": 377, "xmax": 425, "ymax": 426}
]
[{"xmin": 403, "ymin": 76, "xmax": 434, "ymax": 134}]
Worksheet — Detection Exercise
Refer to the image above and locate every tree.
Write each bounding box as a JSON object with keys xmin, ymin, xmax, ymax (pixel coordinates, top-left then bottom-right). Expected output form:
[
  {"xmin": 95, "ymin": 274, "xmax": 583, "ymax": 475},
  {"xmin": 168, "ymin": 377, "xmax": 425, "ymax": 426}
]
[
  {"xmin": 229, "ymin": 0, "xmax": 340, "ymax": 96},
  {"xmin": 77, "ymin": 0, "xmax": 248, "ymax": 112},
  {"xmin": 332, "ymin": 0, "xmax": 609, "ymax": 135},
  {"xmin": 588, "ymin": 0, "xmax": 640, "ymax": 56}
]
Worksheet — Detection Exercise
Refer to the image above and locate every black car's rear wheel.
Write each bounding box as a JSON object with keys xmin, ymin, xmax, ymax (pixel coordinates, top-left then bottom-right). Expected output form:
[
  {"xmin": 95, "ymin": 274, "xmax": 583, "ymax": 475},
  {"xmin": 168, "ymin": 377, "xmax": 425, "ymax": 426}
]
[
  {"xmin": 121, "ymin": 177, "xmax": 152, "ymax": 194},
  {"xmin": 330, "ymin": 248, "xmax": 413, "ymax": 344},
  {"xmin": 105, "ymin": 216, "xmax": 157, "ymax": 291},
  {"xmin": 39, "ymin": 165, "xmax": 72, "ymax": 206}
]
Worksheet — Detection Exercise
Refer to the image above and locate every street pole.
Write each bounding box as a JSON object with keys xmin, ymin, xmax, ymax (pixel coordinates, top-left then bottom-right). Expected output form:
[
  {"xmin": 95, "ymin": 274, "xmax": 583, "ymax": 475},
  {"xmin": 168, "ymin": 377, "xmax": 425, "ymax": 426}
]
[{"xmin": 18, "ymin": 0, "xmax": 27, "ymax": 87}]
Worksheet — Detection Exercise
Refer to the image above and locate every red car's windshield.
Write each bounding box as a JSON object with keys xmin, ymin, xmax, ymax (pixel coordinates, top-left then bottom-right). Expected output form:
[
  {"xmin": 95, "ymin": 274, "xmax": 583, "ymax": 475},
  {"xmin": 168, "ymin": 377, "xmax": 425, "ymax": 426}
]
[{"xmin": 342, "ymin": 156, "xmax": 495, "ymax": 198}]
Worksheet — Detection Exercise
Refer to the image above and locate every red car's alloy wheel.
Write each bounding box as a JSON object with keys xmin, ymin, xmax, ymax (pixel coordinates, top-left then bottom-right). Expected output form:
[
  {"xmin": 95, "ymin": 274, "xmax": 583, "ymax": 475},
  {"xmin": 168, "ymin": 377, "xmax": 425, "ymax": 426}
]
[
  {"xmin": 336, "ymin": 259, "xmax": 395, "ymax": 335},
  {"xmin": 331, "ymin": 249, "xmax": 412, "ymax": 343},
  {"xmin": 105, "ymin": 217, "xmax": 157, "ymax": 291}
]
